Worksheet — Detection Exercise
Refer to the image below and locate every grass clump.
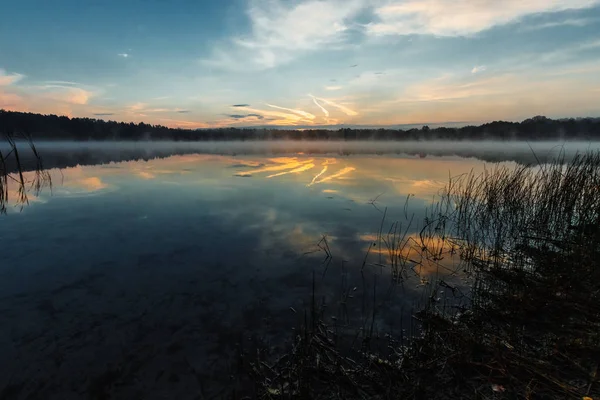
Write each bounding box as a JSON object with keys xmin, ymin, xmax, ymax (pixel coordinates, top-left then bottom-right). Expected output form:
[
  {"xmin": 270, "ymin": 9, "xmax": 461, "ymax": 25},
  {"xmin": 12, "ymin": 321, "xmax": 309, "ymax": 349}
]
[{"xmin": 246, "ymin": 151, "xmax": 600, "ymax": 399}]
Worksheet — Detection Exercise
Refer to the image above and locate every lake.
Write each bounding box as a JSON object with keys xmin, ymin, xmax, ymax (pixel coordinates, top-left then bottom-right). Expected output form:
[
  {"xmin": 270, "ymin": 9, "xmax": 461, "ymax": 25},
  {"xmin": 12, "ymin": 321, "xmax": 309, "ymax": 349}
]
[{"xmin": 0, "ymin": 141, "xmax": 597, "ymax": 398}]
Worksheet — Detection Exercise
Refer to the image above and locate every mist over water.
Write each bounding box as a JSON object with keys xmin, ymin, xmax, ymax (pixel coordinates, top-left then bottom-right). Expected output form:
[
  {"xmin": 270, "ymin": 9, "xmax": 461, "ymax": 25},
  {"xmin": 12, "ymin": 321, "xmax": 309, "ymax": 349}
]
[{"xmin": 3, "ymin": 140, "xmax": 600, "ymax": 172}]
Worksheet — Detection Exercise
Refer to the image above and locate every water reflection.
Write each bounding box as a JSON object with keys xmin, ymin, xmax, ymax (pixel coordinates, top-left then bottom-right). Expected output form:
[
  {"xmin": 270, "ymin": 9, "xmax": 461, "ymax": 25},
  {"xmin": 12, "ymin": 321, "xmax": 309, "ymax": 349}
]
[{"xmin": 0, "ymin": 153, "xmax": 499, "ymax": 397}]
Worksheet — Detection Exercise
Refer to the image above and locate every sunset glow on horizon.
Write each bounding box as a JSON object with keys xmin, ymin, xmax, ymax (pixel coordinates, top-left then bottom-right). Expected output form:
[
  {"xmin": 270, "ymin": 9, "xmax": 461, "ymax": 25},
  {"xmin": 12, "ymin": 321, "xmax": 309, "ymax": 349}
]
[{"xmin": 1, "ymin": 0, "xmax": 600, "ymax": 128}]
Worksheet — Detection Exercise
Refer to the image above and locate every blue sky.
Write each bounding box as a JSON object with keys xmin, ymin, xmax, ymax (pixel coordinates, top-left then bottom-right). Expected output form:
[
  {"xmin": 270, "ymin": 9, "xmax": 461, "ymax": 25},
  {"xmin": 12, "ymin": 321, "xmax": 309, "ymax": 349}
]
[{"xmin": 1, "ymin": 0, "xmax": 600, "ymax": 128}]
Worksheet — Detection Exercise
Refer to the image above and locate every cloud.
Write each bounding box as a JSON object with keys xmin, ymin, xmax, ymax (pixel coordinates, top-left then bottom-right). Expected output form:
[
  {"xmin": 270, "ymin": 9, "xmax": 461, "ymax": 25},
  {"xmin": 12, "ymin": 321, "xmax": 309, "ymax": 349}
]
[
  {"xmin": 325, "ymin": 86, "xmax": 343, "ymax": 91},
  {"xmin": 93, "ymin": 113, "xmax": 115, "ymax": 116},
  {"xmin": 158, "ymin": 117, "xmax": 209, "ymax": 128},
  {"xmin": 118, "ymin": 53, "xmax": 130, "ymax": 58},
  {"xmin": 0, "ymin": 70, "xmax": 24, "ymax": 86},
  {"xmin": 471, "ymin": 65, "xmax": 486, "ymax": 74},
  {"xmin": 128, "ymin": 102, "xmax": 146, "ymax": 112},
  {"xmin": 367, "ymin": 0, "xmax": 600, "ymax": 37},
  {"xmin": 228, "ymin": 113, "xmax": 264, "ymax": 119},
  {"xmin": 0, "ymin": 91, "xmax": 25, "ymax": 111},
  {"xmin": 266, "ymin": 103, "xmax": 316, "ymax": 119},
  {"xmin": 203, "ymin": 0, "xmax": 367, "ymax": 69},
  {"xmin": 126, "ymin": 103, "xmax": 192, "ymax": 115},
  {"xmin": 378, "ymin": 68, "xmax": 600, "ymax": 125},
  {"xmin": 44, "ymin": 80, "xmax": 80, "ymax": 86},
  {"xmin": 35, "ymin": 84, "xmax": 94, "ymax": 105},
  {"xmin": 310, "ymin": 95, "xmax": 358, "ymax": 116},
  {"xmin": 522, "ymin": 17, "xmax": 598, "ymax": 31},
  {"xmin": 232, "ymin": 104, "xmax": 250, "ymax": 107},
  {"xmin": 231, "ymin": 105, "xmax": 309, "ymax": 126},
  {"xmin": 311, "ymin": 97, "xmax": 329, "ymax": 117}
]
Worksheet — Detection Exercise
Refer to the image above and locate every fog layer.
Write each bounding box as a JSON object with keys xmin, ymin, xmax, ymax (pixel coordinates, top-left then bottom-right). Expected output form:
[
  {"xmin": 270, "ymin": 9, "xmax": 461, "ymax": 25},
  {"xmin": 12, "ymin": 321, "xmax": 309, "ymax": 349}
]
[{"xmin": 2, "ymin": 140, "xmax": 598, "ymax": 172}]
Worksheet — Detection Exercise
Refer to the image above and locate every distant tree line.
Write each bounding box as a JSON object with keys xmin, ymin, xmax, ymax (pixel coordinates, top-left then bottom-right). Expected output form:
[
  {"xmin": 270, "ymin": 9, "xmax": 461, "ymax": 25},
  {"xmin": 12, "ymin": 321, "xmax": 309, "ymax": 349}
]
[{"xmin": 2, "ymin": 110, "xmax": 600, "ymax": 141}]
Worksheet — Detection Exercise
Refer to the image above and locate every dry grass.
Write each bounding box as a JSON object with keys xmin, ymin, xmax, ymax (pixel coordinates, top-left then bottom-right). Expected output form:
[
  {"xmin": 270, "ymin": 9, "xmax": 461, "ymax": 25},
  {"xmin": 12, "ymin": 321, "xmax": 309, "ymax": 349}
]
[
  {"xmin": 0, "ymin": 131, "xmax": 51, "ymax": 213},
  {"xmin": 245, "ymin": 150, "xmax": 600, "ymax": 399}
]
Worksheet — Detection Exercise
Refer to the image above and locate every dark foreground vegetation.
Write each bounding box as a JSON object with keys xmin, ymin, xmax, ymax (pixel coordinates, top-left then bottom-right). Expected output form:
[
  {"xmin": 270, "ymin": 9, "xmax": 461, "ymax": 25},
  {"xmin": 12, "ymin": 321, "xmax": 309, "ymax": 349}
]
[
  {"xmin": 238, "ymin": 151, "xmax": 600, "ymax": 399},
  {"xmin": 0, "ymin": 131, "xmax": 50, "ymax": 213},
  {"xmin": 2, "ymin": 109, "xmax": 600, "ymax": 141}
]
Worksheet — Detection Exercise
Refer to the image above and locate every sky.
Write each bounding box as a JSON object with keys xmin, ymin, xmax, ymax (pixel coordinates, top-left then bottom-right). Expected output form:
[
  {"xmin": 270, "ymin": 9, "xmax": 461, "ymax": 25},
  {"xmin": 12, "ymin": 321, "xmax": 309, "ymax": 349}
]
[{"xmin": 1, "ymin": 0, "xmax": 600, "ymax": 129}]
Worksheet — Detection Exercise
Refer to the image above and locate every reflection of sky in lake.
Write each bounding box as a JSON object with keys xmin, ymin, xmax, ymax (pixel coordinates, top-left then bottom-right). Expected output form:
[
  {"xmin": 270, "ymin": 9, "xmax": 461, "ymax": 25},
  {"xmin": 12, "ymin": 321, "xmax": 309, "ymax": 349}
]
[{"xmin": 0, "ymin": 154, "xmax": 499, "ymax": 397}]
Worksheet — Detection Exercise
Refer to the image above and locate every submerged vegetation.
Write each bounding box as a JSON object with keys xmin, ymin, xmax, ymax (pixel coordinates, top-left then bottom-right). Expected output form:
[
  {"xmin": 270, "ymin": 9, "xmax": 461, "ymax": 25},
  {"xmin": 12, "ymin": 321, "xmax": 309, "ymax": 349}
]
[{"xmin": 245, "ymin": 151, "xmax": 600, "ymax": 399}]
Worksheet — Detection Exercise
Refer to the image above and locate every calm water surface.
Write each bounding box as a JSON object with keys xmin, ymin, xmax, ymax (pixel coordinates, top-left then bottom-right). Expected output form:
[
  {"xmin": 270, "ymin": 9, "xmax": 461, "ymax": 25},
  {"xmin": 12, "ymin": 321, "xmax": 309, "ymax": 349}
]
[{"xmin": 0, "ymin": 153, "xmax": 510, "ymax": 398}]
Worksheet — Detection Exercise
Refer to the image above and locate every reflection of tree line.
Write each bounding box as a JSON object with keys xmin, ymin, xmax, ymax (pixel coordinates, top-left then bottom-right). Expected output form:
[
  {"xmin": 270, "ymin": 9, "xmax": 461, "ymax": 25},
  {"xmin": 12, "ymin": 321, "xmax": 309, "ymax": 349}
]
[{"xmin": 2, "ymin": 110, "xmax": 599, "ymax": 141}]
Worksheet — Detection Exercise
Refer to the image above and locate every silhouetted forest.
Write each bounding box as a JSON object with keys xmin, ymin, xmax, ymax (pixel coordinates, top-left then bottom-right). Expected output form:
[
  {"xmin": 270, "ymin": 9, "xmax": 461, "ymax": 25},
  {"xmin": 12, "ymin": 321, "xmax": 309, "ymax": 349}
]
[{"xmin": 2, "ymin": 109, "xmax": 600, "ymax": 141}]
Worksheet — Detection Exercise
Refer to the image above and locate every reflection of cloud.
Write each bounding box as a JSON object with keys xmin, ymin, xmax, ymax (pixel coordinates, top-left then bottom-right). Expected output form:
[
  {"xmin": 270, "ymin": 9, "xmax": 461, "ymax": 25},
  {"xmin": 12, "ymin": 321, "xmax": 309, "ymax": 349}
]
[
  {"xmin": 239, "ymin": 160, "xmax": 307, "ymax": 176},
  {"xmin": 308, "ymin": 166, "xmax": 355, "ymax": 186},
  {"xmin": 137, "ymin": 171, "xmax": 155, "ymax": 180},
  {"xmin": 267, "ymin": 162, "xmax": 315, "ymax": 178},
  {"xmin": 359, "ymin": 233, "xmax": 459, "ymax": 276},
  {"xmin": 74, "ymin": 177, "xmax": 108, "ymax": 191},
  {"xmin": 309, "ymin": 166, "xmax": 328, "ymax": 185}
]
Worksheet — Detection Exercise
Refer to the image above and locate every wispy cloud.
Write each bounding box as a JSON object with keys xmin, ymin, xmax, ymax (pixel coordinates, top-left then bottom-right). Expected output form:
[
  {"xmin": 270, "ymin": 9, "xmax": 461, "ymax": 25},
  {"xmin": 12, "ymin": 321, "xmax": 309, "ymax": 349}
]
[
  {"xmin": 325, "ymin": 85, "xmax": 343, "ymax": 91},
  {"xmin": 118, "ymin": 53, "xmax": 130, "ymax": 58},
  {"xmin": 521, "ymin": 17, "xmax": 598, "ymax": 31},
  {"xmin": 35, "ymin": 84, "xmax": 95, "ymax": 105},
  {"xmin": 311, "ymin": 97, "xmax": 329, "ymax": 117},
  {"xmin": 471, "ymin": 65, "xmax": 486, "ymax": 74},
  {"xmin": 0, "ymin": 70, "xmax": 24, "ymax": 86},
  {"xmin": 93, "ymin": 113, "xmax": 115, "ymax": 116},
  {"xmin": 229, "ymin": 105, "xmax": 308, "ymax": 125},
  {"xmin": 367, "ymin": 0, "xmax": 600, "ymax": 37},
  {"xmin": 42, "ymin": 80, "xmax": 79, "ymax": 86},
  {"xmin": 228, "ymin": 113, "xmax": 264, "ymax": 119},
  {"xmin": 310, "ymin": 95, "xmax": 358, "ymax": 116},
  {"xmin": 126, "ymin": 103, "xmax": 194, "ymax": 115},
  {"xmin": 203, "ymin": 0, "xmax": 366, "ymax": 69},
  {"xmin": 158, "ymin": 117, "xmax": 208, "ymax": 128},
  {"xmin": 232, "ymin": 104, "xmax": 250, "ymax": 107},
  {"xmin": 266, "ymin": 103, "xmax": 316, "ymax": 119}
]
